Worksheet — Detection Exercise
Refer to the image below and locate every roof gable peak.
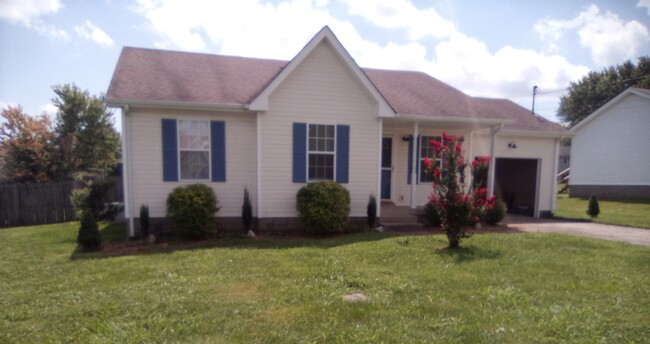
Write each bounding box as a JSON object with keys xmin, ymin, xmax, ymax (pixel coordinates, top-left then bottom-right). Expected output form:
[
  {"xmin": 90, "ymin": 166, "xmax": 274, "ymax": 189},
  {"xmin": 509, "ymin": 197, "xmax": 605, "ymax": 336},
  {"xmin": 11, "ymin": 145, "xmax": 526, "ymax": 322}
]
[{"xmin": 248, "ymin": 26, "xmax": 395, "ymax": 116}]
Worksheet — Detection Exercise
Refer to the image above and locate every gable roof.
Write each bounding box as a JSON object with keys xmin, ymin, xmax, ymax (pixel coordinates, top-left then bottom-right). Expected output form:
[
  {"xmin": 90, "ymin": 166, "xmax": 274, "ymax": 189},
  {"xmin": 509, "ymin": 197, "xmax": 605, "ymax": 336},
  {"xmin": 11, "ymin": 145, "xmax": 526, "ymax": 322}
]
[
  {"xmin": 248, "ymin": 26, "xmax": 394, "ymax": 117},
  {"xmin": 570, "ymin": 87, "xmax": 650, "ymax": 133},
  {"xmin": 106, "ymin": 30, "xmax": 564, "ymax": 133}
]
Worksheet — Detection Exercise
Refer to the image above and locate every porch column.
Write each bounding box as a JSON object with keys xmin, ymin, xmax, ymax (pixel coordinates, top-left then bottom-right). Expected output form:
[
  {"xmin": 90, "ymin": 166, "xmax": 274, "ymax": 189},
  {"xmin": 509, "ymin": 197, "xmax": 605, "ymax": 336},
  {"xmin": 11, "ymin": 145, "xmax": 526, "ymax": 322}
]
[
  {"xmin": 376, "ymin": 119, "xmax": 383, "ymax": 218},
  {"xmin": 410, "ymin": 122, "xmax": 419, "ymax": 209},
  {"xmin": 487, "ymin": 124, "xmax": 503, "ymax": 198}
]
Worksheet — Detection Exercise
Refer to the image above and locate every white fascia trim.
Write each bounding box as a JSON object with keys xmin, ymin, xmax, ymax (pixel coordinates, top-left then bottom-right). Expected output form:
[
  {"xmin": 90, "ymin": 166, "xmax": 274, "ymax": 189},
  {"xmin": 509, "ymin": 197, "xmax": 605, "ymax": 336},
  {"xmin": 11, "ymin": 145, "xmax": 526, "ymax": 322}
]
[
  {"xmin": 248, "ymin": 26, "xmax": 396, "ymax": 117},
  {"xmin": 570, "ymin": 88, "xmax": 650, "ymax": 133},
  {"xmin": 395, "ymin": 114, "xmax": 514, "ymax": 126},
  {"xmin": 498, "ymin": 129, "xmax": 568, "ymax": 138},
  {"xmin": 106, "ymin": 99, "xmax": 249, "ymax": 112}
]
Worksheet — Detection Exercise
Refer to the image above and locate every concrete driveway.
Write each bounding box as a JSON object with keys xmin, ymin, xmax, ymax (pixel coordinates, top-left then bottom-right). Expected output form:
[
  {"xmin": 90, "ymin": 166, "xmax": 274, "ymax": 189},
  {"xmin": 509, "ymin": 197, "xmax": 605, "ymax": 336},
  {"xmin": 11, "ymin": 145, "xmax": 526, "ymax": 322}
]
[{"xmin": 505, "ymin": 215, "xmax": 650, "ymax": 247}]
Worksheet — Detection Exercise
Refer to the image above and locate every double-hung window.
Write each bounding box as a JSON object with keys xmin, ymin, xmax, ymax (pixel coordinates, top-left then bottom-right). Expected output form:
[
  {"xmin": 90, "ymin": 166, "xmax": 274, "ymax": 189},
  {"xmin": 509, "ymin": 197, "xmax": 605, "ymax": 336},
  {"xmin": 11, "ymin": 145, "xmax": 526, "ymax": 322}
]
[
  {"xmin": 308, "ymin": 124, "xmax": 336, "ymax": 180},
  {"xmin": 178, "ymin": 120, "xmax": 210, "ymax": 180},
  {"xmin": 419, "ymin": 135, "xmax": 442, "ymax": 183},
  {"xmin": 161, "ymin": 118, "xmax": 226, "ymax": 182}
]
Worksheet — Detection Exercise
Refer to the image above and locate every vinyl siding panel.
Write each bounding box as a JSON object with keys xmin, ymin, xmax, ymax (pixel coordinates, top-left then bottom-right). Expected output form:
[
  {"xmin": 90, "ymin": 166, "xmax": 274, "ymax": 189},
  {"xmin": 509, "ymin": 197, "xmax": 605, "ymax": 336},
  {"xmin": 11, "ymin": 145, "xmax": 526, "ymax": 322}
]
[
  {"xmin": 571, "ymin": 94, "xmax": 650, "ymax": 186},
  {"xmin": 260, "ymin": 41, "xmax": 380, "ymax": 217},
  {"xmin": 128, "ymin": 108, "xmax": 257, "ymax": 218}
]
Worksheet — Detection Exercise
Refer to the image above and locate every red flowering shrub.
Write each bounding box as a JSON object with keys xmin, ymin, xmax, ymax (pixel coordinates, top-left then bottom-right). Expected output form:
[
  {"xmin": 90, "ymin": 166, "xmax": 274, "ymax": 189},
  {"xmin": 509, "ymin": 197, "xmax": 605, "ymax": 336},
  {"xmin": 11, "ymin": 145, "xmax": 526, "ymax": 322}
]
[{"xmin": 425, "ymin": 133, "xmax": 504, "ymax": 247}]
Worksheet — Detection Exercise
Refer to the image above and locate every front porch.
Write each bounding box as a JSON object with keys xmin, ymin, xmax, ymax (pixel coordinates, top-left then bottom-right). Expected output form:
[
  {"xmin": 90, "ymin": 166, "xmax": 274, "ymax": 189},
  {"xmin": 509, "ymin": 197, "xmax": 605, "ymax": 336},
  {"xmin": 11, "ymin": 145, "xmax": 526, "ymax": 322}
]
[{"xmin": 379, "ymin": 201, "xmax": 425, "ymax": 231}]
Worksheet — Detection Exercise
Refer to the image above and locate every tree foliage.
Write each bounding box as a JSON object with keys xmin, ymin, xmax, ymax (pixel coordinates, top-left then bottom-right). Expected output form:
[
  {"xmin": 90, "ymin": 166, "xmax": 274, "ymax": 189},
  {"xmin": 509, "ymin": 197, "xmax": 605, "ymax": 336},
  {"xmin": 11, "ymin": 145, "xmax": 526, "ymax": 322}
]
[
  {"xmin": 0, "ymin": 106, "xmax": 56, "ymax": 182},
  {"xmin": 51, "ymin": 84, "xmax": 120, "ymax": 179},
  {"xmin": 0, "ymin": 84, "xmax": 120, "ymax": 183},
  {"xmin": 558, "ymin": 56, "xmax": 650, "ymax": 127}
]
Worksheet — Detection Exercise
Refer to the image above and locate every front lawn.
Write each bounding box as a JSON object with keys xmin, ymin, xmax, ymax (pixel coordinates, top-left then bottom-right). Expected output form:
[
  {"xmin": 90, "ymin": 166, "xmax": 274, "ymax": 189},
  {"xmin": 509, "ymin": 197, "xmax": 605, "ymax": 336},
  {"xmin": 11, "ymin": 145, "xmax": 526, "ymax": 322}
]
[
  {"xmin": 555, "ymin": 193, "xmax": 650, "ymax": 229},
  {"xmin": 1, "ymin": 222, "xmax": 649, "ymax": 343}
]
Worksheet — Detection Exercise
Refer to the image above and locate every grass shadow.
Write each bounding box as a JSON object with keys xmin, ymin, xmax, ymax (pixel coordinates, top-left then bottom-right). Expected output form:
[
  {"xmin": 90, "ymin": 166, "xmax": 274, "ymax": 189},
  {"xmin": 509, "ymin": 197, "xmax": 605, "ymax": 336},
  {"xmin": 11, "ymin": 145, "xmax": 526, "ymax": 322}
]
[{"xmin": 434, "ymin": 245, "xmax": 502, "ymax": 263}]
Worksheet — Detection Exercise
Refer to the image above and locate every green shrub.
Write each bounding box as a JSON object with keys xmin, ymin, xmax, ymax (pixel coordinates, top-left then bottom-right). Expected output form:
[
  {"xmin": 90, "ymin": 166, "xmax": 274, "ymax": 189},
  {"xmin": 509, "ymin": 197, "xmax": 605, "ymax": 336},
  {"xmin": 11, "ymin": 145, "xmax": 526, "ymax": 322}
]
[
  {"xmin": 424, "ymin": 201, "xmax": 442, "ymax": 227},
  {"xmin": 77, "ymin": 210, "xmax": 101, "ymax": 251},
  {"xmin": 70, "ymin": 173, "xmax": 120, "ymax": 221},
  {"xmin": 367, "ymin": 194, "xmax": 377, "ymax": 230},
  {"xmin": 484, "ymin": 200, "xmax": 506, "ymax": 225},
  {"xmin": 166, "ymin": 184, "xmax": 220, "ymax": 239},
  {"xmin": 242, "ymin": 188, "xmax": 253, "ymax": 232},
  {"xmin": 296, "ymin": 181, "xmax": 350, "ymax": 233},
  {"xmin": 587, "ymin": 194, "xmax": 600, "ymax": 218},
  {"xmin": 140, "ymin": 204, "xmax": 150, "ymax": 237}
]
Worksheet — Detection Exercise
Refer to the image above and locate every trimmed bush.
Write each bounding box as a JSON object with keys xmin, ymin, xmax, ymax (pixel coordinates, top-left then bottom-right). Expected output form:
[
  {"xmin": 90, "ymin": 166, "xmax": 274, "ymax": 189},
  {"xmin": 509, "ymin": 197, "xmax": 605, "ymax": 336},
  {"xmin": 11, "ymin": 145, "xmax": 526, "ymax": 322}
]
[
  {"xmin": 367, "ymin": 194, "xmax": 377, "ymax": 230},
  {"xmin": 140, "ymin": 204, "xmax": 150, "ymax": 237},
  {"xmin": 424, "ymin": 201, "xmax": 442, "ymax": 227},
  {"xmin": 587, "ymin": 194, "xmax": 600, "ymax": 218},
  {"xmin": 70, "ymin": 173, "xmax": 120, "ymax": 221},
  {"xmin": 166, "ymin": 184, "xmax": 220, "ymax": 239},
  {"xmin": 242, "ymin": 188, "xmax": 253, "ymax": 232},
  {"xmin": 484, "ymin": 200, "xmax": 506, "ymax": 225},
  {"xmin": 77, "ymin": 210, "xmax": 101, "ymax": 251},
  {"xmin": 296, "ymin": 181, "xmax": 350, "ymax": 233}
]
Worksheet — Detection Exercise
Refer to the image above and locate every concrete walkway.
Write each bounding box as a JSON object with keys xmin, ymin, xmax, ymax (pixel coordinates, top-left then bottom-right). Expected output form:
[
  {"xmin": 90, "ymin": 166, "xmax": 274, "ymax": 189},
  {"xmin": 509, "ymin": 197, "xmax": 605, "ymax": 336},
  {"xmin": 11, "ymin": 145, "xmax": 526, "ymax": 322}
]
[{"xmin": 504, "ymin": 215, "xmax": 650, "ymax": 247}]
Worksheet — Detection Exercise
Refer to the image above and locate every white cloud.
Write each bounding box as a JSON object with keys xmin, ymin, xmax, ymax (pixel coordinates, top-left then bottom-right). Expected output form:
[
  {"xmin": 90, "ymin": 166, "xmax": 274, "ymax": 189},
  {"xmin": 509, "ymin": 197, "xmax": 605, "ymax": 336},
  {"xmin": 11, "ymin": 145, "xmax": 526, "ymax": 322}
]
[
  {"xmin": 639, "ymin": 0, "xmax": 650, "ymax": 16},
  {"xmin": 535, "ymin": 5, "xmax": 650, "ymax": 66},
  {"xmin": 40, "ymin": 103, "xmax": 58, "ymax": 117},
  {"xmin": 75, "ymin": 20, "xmax": 114, "ymax": 48},
  {"xmin": 0, "ymin": 0, "xmax": 69, "ymax": 41},
  {"xmin": 133, "ymin": 0, "xmax": 592, "ymax": 121},
  {"xmin": 343, "ymin": 0, "xmax": 456, "ymax": 40}
]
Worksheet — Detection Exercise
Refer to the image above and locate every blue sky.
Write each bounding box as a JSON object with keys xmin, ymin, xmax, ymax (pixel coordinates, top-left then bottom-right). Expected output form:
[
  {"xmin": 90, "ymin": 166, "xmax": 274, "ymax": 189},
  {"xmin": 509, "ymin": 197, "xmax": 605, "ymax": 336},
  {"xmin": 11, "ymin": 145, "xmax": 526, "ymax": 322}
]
[{"xmin": 1, "ymin": 0, "xmax": 649, "ymax": 132}]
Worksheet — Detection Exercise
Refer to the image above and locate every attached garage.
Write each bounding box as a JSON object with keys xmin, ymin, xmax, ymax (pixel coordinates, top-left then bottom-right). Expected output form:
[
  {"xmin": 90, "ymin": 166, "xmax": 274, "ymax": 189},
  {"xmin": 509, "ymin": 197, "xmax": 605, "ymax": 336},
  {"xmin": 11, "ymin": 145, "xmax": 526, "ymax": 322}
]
[{"xmin": 494, "ymin": 158, "xmax": 539, "ymax": 217}]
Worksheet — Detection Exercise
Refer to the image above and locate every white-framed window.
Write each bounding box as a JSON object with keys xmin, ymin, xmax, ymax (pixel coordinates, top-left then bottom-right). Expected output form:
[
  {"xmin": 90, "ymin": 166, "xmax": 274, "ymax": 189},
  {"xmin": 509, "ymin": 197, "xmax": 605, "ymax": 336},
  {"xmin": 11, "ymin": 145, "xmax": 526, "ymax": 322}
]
[
  {"xmin": 419, "ymin": 135, "xmax": 442, "ymax": 183},
  {"xmin": 178, "ymin": 119, "xmax": 210, "ymax": 180},
  {"xmin": 308, "ymin": 124, "xmax": 336, "ymax": 180}
]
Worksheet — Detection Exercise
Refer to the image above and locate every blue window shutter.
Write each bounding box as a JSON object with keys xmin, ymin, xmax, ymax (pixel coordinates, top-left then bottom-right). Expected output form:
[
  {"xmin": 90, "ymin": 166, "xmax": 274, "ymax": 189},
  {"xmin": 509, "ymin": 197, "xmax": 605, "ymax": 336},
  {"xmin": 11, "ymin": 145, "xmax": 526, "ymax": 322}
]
[
  {"xmin": 407, "ymin": 137, "xmax": 413, "ymax": 184},
  {"xmin": 292, "ymin": 123, "xmax": 307, "ymax": 183},
  {"xmin": 415, "ymin": 135, "xmax": 420, "ymax": 184},
  {"xmin": 161, "ymin": 119, "xmax": 178, "ymax": 182},
  {"xmin": 336, "ymin": 125, "xmax": 350, "ymax": 183},
  {"xmin": 211, "ymin": 121, "xmax": 226, "ymax": 182}
]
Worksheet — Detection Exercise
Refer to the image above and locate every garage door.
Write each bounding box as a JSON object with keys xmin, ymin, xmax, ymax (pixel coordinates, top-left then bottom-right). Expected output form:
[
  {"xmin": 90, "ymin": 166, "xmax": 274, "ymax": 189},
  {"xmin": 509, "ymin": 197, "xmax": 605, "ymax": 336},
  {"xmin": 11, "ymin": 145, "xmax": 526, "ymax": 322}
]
[{"xmin": 494, "ymin": 158, "xmax": 539, "ymax": 217}]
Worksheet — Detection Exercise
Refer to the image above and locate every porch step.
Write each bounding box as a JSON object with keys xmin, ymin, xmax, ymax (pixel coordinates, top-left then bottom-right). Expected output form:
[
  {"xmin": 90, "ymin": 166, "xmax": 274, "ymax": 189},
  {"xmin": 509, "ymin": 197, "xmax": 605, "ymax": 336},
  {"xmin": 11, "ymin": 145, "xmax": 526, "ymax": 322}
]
[
  {"xmin": 380, "ymin": 215, "xmax": 423, "ymax": 232},
  {"xmin": 381, "ymin": 222, "xmax": 424, "ymax": 232}
]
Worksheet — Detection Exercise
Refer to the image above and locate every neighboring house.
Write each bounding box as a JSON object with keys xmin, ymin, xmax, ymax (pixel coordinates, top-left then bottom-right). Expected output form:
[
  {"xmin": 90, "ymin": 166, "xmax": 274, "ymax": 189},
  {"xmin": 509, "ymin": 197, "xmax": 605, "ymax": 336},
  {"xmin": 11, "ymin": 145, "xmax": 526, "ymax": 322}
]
[
  {"xmin": 569, "ymin": 87, "xmax": 650, "ymax": 200},
  {"xmin": 107, "ymin": 26, "xmax": 566, "ymax": 236},
  {"xmin": 558, "ymin": 144, "xmax": 570, "ymax": 173}
]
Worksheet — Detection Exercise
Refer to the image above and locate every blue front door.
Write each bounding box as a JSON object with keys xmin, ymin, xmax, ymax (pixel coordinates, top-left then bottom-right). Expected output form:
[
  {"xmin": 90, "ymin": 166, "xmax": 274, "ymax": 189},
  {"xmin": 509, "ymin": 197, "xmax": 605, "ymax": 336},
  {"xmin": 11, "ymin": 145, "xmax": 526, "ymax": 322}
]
[{"xmin": 381, "ymin": 137, "xmax": 392, "ymax": 199}]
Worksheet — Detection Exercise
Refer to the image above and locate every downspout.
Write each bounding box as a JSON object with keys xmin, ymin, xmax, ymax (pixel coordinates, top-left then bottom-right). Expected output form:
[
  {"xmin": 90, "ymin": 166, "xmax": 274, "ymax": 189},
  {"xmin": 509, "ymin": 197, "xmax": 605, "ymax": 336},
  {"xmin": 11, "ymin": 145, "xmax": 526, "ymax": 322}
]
[
  {"xmin": 550, "ymin": 136, "xmax": 561, "ymax": 214},
  {"xmin": 487, "ymin": 123, "xmax": 503, "ymax": 198},
  {"xmin": 256, "ymin": 112, "xmax": 263, "ymax": 219},
  {"xmin": 410, "ymin": 122, "xmax": 419, "ymax": 209},
  {"xmin": 121, "ymin": 105, "xmax": 135, "ymax": 238},
  {"xmin": 376, "ymin": 118, "xmax": 383, "ymax": 218}
]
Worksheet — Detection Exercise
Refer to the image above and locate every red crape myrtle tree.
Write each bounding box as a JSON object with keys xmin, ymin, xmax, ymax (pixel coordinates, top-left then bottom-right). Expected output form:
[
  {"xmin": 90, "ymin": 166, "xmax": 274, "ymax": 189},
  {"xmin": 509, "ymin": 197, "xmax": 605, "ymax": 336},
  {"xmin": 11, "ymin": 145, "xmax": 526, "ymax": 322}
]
[{"xmin": 424, "ymin": 132, "xmax": 496, "ymax": 248}]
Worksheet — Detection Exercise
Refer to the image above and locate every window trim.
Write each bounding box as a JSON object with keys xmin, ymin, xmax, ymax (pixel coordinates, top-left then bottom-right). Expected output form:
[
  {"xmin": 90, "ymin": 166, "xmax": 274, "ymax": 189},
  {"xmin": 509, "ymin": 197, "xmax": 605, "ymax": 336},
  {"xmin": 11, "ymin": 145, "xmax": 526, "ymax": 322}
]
[
  {"xmin": 419, "ymin": 135, "xmax": 442, "ymax": 183},
  {"xmin": 177, "ymin": 119, "xmax": 211, "ymax": 181},
  {"xmin": 306, "ymin": 123, "xmax": 337, "ymax": 181}
]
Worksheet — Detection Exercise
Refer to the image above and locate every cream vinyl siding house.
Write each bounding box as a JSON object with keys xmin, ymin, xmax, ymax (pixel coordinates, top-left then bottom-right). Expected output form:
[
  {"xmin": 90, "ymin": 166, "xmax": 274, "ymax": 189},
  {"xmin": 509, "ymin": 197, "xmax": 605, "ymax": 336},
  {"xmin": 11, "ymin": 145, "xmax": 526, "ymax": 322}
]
[
  {"xmin": 569, "ymin": 87, "xmax": 650, "ymax": 200},
  {"xmin": 107, "ymin": 26, "xmax": 566, "ymax": 236}
]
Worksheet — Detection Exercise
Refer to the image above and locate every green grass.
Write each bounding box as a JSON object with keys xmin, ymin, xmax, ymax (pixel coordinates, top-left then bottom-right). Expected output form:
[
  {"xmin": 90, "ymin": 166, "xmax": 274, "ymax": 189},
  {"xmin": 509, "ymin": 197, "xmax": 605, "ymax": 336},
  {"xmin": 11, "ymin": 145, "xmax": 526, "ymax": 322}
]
[
  {"xmin": 555, "ymin": 193, "xmax": 650, "ymax": 229},
  {"xmin": 1, "ymin": 222, "xmax": 649, "ymax": 343}
]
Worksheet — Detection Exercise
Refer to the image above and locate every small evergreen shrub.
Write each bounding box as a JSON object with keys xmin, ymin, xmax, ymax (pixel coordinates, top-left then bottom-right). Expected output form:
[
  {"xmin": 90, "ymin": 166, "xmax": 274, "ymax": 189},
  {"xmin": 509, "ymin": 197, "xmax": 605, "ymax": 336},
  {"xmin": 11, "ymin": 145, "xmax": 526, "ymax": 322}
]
[
  {"xmin": 70, "ymin": 173, "xmax": 120, "ymax": 221},
  {"xmin": 77, "ymin": 210, "xmax": 101, "ymax": 251},
  {"xmin": 166, "ymin": 184, "xmax": 220, "ymax": 239},
  {"xmin": 484, "ymin": 199, "xmax": 506, "ymax": 225},
  {"xmin": 424, "ymin": 201, "xmax": 441, "ymax": 227},
  {"xmin": 242, "ymin": 188, "xmax": 253, "ymax": 232},
  {"xmin": 587, "ymin": 194, "xmax": 600, "ymax": 218},
  {"xmin": 296, "ymin": 181, "xmax": 350, "ymax": 233},
  {"xmin": 140, "ymin": 204, "xmax": 150, "ymax": 237},
  {"xmin": 367, "ymin": 194, "xmax": 377, "ymax": 230}
]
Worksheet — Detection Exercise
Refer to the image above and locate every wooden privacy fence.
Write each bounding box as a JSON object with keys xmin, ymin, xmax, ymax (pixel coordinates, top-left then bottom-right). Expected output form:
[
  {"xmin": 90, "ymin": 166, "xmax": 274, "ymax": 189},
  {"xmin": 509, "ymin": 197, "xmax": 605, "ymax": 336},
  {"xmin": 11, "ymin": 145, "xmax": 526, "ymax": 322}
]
[{"xmin": 0, "ymin": 178, "xmax": 123, "ymax": 228}]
